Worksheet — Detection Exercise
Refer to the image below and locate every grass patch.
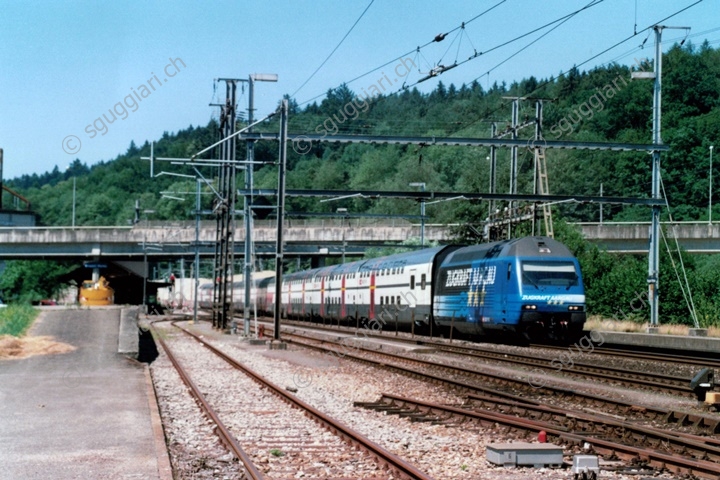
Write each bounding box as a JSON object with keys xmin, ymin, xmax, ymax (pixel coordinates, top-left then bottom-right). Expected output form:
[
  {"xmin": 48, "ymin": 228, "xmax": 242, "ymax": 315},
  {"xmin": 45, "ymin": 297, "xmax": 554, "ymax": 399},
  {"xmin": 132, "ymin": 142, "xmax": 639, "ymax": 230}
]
[
  {"xmin": 586, "ymin": 316, "xmax": 720, "ymax": 337},
  {"xmin": 0, "ymin": 304, "xmax": 38, "ymax": 337}
]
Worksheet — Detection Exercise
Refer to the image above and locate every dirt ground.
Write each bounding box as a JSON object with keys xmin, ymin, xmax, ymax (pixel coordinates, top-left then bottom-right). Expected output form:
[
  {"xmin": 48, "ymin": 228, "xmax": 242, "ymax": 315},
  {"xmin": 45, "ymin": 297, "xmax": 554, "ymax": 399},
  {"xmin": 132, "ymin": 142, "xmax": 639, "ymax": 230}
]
[{"xmin": 0, "ymin": 334, "xmax": 76, "ymax": 360}]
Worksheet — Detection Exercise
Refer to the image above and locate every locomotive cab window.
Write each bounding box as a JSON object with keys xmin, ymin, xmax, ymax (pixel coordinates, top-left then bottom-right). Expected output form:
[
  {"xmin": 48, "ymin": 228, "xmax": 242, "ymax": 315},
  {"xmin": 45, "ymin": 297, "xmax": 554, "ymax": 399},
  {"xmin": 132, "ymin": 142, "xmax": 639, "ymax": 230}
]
[{"xmin": 521, "ymin": 261, "xmax": 578, "ymax": 287}]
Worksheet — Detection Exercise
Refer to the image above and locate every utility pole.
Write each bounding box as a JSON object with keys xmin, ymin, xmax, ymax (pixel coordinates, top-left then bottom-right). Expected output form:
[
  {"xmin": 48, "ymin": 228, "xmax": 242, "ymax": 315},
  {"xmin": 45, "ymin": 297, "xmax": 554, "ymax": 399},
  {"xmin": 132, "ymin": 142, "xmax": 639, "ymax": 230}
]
[
  {"xmin": 273, "ymin": 99, "xmax": 288, "ymax": 342},
  {"xmin": 72, "ymin": 177, "xmax": 76, "ymax": 228},
  {"xmin": 489, "ymin": 123, "xmax": 497, "ymax": 219},
  {"xmin": 212, "ymin": 79, "xmax": 239, "ymax": 331},
  {"xmin": 532, "ymin": 100, "xmax": 542, "ymax": 235},
  {"xmin": 409, "ymin": 182, "xmax": 426, "ymax": 246},
  {"xmin": 243, "ymin": 73, "xmax": 277, "ymax": 337},
  {"xmin": 710, "ymin": 145, "xmax": 714, "ymax": 224},
  {"xmin": 533, "ymin": 100, "xmax": 553, "ymax": 238},
  {"xmin": 634, "ymin": 25, "xmax": 689, "ymax": 329},
  {"xmin": 193, "ymin": 178, "xmax": 201, "ymax": 325},
  {"xmin": 509, "ymin": 98, "xmax": 519, "ymax": 237}
]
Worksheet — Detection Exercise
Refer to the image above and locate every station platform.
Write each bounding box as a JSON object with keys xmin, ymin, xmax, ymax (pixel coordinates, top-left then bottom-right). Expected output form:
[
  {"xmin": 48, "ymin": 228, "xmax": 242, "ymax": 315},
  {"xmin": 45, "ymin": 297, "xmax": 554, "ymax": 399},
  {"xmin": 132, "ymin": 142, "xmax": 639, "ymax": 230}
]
[
  {"xmin": 591, "ymin": 329, "xmax": 720, "ymax": 355},
  {"xmin": 0, "ymin": 306, "xmax": 171, "ymax": 480}
]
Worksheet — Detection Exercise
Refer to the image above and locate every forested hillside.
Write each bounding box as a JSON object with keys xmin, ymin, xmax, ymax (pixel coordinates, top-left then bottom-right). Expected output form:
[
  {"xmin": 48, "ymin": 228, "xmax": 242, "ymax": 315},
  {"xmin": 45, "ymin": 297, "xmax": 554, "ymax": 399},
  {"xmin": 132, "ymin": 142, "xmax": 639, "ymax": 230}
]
[{"xmin": 5, "ymin": 41, "xmax": 720, "ymax": 324}]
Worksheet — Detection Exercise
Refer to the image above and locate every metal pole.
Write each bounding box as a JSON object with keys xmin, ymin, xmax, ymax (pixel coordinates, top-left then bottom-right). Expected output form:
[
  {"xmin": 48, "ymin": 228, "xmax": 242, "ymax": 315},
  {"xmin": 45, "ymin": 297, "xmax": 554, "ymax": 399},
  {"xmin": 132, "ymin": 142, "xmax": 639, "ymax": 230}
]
[
  {"xmin": 533, "ymin": 100, "xmax": 543, "ymax": 235},
  {"xmin": 72, "ymin": 177, "xmax": 76, "ymax": 228},
  {"xmin": 510, "ymin": 99, "xmax": 519, "ymax": 196},
  {"xmin": 509, "ymin": 99, "xmax": 519, "ymax": 239},
  {"xmin": 143, "ymin": 240, "xmax": 148, "ymax": 315},
  {"xmin": 710, "ymin": 146, "xmax": 714, "ymax": 224},
  {"xmin": 273, "ymin": 100, "xmax": 288, "ymax": 341},
  {"xmin": 193, "ymin": 178, "xmax": 200, "ymax": 324},
  {"xmin": 600, "ymin": 183, "xmax": 603, "ymax": 224},
  {"xmin": 489, "ymin": 123, "xmax": 497, "ymax": 217},
  {"xmin": 409, "ymin": 182, "xmax": 426, "ymax": 246},
  {"xmin": 341, "ymin": 221, "xmax": 346, "ymax": 264},
  {"xmin": 243, "ymin": 76, "xmax": 255, "ymax": 337},
  {"xmin": 420, "ymin": 183, "xmax": 425, "ymax": 247},
  {"xmin": 648, "ymin": 26, "xmax": 663, "ymax": 327}
]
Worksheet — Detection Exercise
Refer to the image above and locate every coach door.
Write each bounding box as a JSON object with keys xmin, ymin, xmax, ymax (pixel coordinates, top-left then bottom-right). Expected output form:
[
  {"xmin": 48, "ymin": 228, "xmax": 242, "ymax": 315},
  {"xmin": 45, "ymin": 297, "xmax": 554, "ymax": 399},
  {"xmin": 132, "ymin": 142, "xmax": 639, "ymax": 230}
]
[{"xmin": 408, "ymin": 269, "xmax": 417, "ymax": 308}]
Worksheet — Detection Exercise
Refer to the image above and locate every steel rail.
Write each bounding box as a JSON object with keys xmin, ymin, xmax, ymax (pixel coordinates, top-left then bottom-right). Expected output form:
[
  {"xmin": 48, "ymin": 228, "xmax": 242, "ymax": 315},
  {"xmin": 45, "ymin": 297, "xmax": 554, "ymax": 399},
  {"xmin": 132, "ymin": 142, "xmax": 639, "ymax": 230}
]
[
  {"xmin": 173, "ymin": 322, "xmax": 435, "ymax": 480},
  {"xmin": 151, "ymin": 326, "xmax": 265, "ymax": 480},
  {"xmin": 531, "ymin": 343, "xmax": 720, "ymax": 369},
  {"xmin": 267, "ymin": 319, "xmax": 694, "ymax": 395},
  {"xmin": 460, "ymin": 393, "xmax": 720, "ymax": 462},
  {"xmin": 361, "ymin": 394, "xmax": 720, "ymax": 480},
  {"xmin": 262, "ymin": 324, "xmax": 720, "ymax": 435},
  {"xmin": 433, "ymin": 343, "xmax": 693, "ymax": 396}
]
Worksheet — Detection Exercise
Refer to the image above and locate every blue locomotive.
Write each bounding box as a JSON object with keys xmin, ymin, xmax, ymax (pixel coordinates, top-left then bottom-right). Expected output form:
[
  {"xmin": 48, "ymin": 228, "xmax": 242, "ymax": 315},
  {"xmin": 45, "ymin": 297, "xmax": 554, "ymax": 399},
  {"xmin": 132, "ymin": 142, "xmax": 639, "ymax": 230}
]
[{"xmin": 433, "ymin": 236, "xmax": 586, "ymax": 340}]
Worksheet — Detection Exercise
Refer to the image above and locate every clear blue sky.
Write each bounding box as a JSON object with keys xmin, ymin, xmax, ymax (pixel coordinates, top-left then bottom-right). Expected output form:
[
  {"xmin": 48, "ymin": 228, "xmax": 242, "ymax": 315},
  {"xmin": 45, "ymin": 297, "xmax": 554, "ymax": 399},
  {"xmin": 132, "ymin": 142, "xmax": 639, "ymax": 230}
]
[{"xmin": 0, "ymin": 0, "xmax": 717, "ymax": 179}]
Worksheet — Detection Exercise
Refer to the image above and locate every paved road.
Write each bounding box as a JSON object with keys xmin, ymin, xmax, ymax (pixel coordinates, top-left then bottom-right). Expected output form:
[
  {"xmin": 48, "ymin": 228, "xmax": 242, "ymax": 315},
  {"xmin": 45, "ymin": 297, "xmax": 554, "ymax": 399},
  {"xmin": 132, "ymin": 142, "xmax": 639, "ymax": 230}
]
[{"xmin": 0, "ymin": 307, "xmax": 162, "ymax": 480}]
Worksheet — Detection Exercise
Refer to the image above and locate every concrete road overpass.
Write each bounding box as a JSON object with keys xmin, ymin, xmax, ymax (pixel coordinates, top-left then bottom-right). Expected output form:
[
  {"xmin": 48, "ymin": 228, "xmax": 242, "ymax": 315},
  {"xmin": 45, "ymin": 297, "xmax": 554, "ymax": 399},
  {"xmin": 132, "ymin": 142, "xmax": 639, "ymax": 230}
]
[
  {"xmin": 1, "ymin": 221, "xmax": 719, "ymax": 263},
  {"xmin": 575, "ymin": 222, "xmax": 720, "ymax": 254},
  {"xmin": 0, "ymin": 220, "xmax": 449, "ymax": 262}
]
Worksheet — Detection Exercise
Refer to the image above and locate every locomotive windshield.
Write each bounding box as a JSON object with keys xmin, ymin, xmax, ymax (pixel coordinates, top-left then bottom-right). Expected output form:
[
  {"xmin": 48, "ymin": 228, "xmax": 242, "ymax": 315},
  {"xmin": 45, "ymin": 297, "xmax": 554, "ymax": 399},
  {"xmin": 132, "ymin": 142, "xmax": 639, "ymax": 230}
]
[{"xmin": 521, "ymin": 261, "xmax": 578, "ymax": 288}]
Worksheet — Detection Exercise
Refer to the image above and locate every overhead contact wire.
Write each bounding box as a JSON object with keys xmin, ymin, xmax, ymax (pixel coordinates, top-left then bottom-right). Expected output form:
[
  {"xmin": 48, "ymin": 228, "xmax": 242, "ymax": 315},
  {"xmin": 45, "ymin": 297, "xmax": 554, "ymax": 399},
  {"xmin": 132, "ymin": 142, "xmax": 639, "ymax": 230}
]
[
  {"xmin": 453, "ymin": 0, "xmax": 706, "ymax": 136},
  {"xmin": 295, "ymin": 0, "xmax": 507, "ymax": 107},
  {"xmin": 290, "ymin": 0, "xmax": 376, "ymax": 99}
]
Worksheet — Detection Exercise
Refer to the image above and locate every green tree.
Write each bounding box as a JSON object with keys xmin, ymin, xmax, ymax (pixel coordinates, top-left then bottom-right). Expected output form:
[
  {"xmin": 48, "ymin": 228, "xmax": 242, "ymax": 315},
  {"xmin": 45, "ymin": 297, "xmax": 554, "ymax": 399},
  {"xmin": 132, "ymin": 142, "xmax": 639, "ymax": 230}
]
[{"xmin": 0, "ymin": 261, "xmax": 78, "ymax": 303}]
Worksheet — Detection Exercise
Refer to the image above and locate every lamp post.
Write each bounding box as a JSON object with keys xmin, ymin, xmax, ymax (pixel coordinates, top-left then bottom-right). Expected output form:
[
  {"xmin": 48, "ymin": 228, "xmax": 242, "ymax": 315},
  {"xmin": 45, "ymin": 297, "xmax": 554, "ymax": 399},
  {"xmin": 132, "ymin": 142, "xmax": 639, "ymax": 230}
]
[
  {"xmin": 710, "ymin": 145, "xmax": 714, "ymax": 224},
  {"xmin": 66, "ymin": 165, "xmax": 76, "ymax": 227},
  {"xmin": 408, "ymin": 182, "xmax": 426, "ymax": 247},
  {"xmin": 72, "ymin": 177, "xmax": 76, "ymax": 228}
]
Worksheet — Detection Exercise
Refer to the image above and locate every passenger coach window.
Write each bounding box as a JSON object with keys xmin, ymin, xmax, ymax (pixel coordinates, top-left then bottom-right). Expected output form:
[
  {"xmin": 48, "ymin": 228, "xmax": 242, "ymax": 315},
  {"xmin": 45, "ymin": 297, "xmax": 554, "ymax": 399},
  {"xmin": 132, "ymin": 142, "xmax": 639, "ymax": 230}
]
[
  {"xmin": 421, "ymin": 274, "xmax": 427, "ymax": 290},
  {"xmin": 410, "ymin": 276, "xmax": 415, "ymax": 289}
]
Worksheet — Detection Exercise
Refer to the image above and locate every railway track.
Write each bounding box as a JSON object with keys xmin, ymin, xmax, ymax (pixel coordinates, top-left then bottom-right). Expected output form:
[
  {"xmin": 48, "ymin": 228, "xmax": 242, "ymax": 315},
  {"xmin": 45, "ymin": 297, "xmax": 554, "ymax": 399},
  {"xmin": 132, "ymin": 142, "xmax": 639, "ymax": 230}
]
[
  {"xmin": 275, "ymin": 316, "xmax": 719, "ymax": 368},
  {"xmin": 460, "ymin": 393, "xmax": 720, "ymax": 462},
  {"xmin": 264, "ymin": 319, "xmax": 707, "ymax": 397},
  {"xmin": 152, "ymin": 321, "xmax": 434, "ymax": 480},
  {"xmin": 356, "ymin": 393, "xmax": 720, "ymax": 479},
  {"xmin": 432, "ymin": 342, "xmax": 694, "ymax": 395},
  {"xmin": 152, "ymin": 323, "xmax": 263, "ymax": 480},
  {"xmin": 257, "ymin": 323, "xmax": 720, "ymax": 436},
  {"xmin": 530, "ymin": 342, "xmax": 720, "ymax": 369}
]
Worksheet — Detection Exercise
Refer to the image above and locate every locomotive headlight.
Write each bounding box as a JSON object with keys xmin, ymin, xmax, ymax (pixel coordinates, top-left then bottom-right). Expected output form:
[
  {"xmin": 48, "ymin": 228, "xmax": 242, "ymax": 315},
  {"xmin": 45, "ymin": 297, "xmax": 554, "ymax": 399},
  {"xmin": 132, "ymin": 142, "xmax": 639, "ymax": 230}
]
[
  {"xmin": 568, "ymin": 305, "xmax": 584, "ymax": 311},
  {"xmin": 522, "ymin": 304, "xmax": 537, "ymax": 310}
]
